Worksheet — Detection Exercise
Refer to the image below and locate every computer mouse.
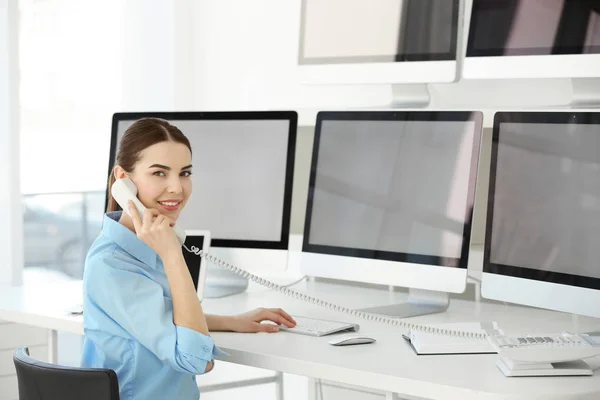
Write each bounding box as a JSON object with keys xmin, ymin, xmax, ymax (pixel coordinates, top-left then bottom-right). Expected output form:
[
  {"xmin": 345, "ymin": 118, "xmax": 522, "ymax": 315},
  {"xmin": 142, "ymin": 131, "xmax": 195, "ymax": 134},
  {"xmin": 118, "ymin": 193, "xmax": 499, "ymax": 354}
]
[{"xmin": 328, "ymin": 335, "xmax": 376, "ymax": 346}]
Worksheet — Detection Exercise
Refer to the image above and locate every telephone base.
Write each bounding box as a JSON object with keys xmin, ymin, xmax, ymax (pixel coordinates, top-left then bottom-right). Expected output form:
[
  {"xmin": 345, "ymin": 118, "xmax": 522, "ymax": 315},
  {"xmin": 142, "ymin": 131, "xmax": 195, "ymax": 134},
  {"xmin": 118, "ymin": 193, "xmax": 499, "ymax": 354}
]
[{"xmin": 497, "ymin": 357, "xmax": 593, "ymax": 377}]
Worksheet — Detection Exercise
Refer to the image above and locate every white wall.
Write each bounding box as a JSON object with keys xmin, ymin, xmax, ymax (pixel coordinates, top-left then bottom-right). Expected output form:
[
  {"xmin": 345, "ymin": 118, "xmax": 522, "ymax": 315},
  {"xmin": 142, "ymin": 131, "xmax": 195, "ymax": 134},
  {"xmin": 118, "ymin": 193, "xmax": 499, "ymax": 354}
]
[
  {"xmin": 0, "ymin": 0, "xmax": 23, "ymax": 286},
  {"xmin": 119, "ymin": 0, "xmax": 200, "ymax": 112},
  {"xmin": 120, "ymin": 0, "xmax": 177, "ymax": 111},
  {"xmin": 191, "ymin": 0, "xmax": 390, "ymax": 111}
]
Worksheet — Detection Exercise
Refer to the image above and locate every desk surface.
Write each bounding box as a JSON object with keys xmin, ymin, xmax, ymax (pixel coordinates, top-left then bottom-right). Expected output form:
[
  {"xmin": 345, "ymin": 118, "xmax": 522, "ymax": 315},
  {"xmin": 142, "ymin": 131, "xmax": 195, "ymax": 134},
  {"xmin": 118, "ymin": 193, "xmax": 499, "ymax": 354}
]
[{"xmin": 1, "ymin": 277, "xmax": 600, "ymax": 400}]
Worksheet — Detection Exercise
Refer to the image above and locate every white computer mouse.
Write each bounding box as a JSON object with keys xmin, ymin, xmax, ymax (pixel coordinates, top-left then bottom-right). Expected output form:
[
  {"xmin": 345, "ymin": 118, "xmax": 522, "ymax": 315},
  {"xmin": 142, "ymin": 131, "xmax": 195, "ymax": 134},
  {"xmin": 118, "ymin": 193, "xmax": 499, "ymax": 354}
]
[{"xmin": 328, "ymin": 335, "xmax": 376, "ymax": 346}]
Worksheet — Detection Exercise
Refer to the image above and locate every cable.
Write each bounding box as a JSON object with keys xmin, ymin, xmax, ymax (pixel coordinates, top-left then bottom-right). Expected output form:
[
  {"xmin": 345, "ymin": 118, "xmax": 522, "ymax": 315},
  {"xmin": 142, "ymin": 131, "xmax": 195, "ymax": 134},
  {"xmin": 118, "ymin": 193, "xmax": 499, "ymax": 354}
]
[
  {"xmin": 184, "ymin": 245, "xmax": 489, "ymax": 340},
  {"xmin": 271, "ymin": 275, "xmax": 308, "ymax": 288}
]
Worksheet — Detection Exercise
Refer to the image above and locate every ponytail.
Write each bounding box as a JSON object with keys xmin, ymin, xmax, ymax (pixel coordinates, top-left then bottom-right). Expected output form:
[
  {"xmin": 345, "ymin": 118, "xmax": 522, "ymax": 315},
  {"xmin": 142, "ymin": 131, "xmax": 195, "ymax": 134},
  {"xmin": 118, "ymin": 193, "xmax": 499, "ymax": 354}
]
[{"xmin": 106, "ymin": 171, "xmax": 122, "ymax": 213}]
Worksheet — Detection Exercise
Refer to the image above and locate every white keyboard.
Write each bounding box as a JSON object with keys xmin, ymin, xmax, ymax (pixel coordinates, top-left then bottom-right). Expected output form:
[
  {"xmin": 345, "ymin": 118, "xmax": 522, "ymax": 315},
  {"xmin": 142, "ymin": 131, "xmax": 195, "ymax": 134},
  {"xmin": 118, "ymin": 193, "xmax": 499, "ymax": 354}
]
[{"xmin": 280, "ymin": 316, "xmax": 359, "ymax": 337}]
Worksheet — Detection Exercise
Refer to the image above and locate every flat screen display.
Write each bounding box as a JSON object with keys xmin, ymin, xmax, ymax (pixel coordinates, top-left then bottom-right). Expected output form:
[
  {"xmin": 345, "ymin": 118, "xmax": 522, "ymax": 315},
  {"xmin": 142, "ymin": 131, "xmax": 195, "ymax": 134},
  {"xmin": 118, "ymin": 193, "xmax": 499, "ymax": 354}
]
[
  {"xmin": 486, "ymin": 112, "xmax": 600, "ymax": 290},
  {"xmin": 299, "ymin": 0, "xmax": 459, "ymax": 64},
  {"xmin": 109, "ymin": 112, "xmax": 296, "ymax": 248},
  {"xmin": 303, "ymin": 112, "xmax": 482, "ymax": 268},
  {"xmin": 468, "ymin": 0, "xmax": 600, "ymax": 56}
]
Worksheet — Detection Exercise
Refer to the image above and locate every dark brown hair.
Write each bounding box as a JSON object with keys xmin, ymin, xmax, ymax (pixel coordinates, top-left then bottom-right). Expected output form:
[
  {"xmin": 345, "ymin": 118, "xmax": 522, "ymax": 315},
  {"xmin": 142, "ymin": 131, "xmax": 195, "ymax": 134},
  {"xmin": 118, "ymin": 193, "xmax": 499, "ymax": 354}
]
[{"xmin": 106, "ymin": 117, "xmax": 192, "ymax": 212}]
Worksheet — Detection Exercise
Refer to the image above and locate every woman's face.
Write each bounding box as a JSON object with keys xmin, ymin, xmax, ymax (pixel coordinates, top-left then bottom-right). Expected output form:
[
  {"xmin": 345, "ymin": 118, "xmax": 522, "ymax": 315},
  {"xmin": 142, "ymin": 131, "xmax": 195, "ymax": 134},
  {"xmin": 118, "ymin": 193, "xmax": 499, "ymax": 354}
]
[{"xmin": 122, "ymin": 141, "xmax": 192, "ymax": 221}]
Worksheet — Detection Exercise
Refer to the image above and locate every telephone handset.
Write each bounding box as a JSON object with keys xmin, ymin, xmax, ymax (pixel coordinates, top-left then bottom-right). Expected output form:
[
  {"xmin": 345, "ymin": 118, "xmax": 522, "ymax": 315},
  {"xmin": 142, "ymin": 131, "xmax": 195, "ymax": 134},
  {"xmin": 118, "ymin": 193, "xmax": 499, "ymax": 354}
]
[
  {"xmin": 110, "ymin": 177, "xmax": 485, "ymax": 340},
  {"xmin": 111, "ymin": 177, "xmax": 187, "ymax": 244}
]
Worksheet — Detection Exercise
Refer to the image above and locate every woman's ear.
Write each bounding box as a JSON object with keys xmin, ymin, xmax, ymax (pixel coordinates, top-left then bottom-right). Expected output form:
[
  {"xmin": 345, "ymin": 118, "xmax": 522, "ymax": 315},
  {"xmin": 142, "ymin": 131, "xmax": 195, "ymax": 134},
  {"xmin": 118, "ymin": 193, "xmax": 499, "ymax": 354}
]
[{"xmin": 113, "ymin": 165, "xmax": 128, "ymax": 180}]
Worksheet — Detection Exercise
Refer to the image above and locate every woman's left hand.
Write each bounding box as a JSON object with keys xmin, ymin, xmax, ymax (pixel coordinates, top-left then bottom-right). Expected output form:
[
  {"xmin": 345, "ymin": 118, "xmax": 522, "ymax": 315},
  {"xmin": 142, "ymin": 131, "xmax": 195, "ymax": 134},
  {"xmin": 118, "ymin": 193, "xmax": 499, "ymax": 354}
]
[{"xmin": 229, "ymin": 308, "xmax": 296, "ymax": 333}]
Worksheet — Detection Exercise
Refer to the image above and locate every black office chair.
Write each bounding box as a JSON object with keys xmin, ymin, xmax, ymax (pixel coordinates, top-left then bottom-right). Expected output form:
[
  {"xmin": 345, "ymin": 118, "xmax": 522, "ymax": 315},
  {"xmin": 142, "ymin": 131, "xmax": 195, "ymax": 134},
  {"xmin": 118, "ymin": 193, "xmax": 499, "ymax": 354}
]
[{"xmin": 13, "ymin": 347, "xmax": 120, "ymax": 400}]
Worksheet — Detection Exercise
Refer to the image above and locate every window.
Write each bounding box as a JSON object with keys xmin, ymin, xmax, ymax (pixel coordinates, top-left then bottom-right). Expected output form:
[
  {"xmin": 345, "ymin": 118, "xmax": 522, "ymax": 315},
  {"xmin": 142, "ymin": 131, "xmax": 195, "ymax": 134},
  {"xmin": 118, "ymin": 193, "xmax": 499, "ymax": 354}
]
[{"xmin": 19, "ymin": 0, "xmax": 122, "ymax": 279}]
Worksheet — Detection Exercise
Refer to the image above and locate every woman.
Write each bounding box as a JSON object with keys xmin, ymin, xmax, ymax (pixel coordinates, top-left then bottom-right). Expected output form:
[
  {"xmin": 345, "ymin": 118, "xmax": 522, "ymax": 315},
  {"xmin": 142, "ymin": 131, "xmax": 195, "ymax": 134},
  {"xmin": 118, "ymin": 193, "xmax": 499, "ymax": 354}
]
[{"xmin": 81, "ymin": 118, "xmax": 296, "ymax": 400}]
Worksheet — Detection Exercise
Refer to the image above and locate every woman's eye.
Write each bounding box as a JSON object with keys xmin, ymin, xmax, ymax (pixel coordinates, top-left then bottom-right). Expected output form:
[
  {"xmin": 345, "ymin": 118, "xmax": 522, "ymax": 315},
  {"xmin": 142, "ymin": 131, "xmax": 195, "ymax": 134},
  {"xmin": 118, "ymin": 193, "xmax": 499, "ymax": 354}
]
[
  {"xmin": 181, "ymin": 171, "xmax": 192, "ymax": 177},
  {"xmin": 153, "ymin": 171, "xmax": 165, "ymax": 177}
]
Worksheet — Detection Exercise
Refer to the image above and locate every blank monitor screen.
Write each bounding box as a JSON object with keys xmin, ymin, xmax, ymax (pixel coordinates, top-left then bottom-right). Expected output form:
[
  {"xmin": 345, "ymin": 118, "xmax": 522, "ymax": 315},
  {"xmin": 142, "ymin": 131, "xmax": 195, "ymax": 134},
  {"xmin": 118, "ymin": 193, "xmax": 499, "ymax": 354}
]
[
  {"xmin": 303, "ymin": 112, "xmax": 482, "ymax": 268},
  {"xmin": 299, "ymin": 0, "xmax": 459, "ymax": 64},
  {"xmin": 486, "ymin": 112, "xmax": 600, "ymax": 289},
  {"xmin": 468, "ymin": 0, "xmax": 600, "ymax": 57},
  {"xmin": 109, "ymin": 112, "xmax": 297, "ymax": 248}
]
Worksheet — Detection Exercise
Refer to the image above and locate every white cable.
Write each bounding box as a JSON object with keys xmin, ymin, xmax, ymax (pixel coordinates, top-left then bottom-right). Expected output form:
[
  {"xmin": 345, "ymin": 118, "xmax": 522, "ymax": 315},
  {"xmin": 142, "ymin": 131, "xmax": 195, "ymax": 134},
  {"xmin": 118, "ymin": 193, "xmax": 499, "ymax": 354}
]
[
  {"xmin": 275, "ymin": 275, "xmax": 308, "ymax": 288},
  {"xmin": 184, "ymin": 245, "xmax": 489, "ymax": 340}
]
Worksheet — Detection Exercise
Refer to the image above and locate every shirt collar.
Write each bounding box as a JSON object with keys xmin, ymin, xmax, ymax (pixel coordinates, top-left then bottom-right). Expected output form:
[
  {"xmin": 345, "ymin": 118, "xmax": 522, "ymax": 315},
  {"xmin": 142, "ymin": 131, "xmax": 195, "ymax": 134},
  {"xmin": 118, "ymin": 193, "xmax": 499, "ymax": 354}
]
[{"xmin": 102, "ymin": 211, "xmax": 158, "ymax": 269}]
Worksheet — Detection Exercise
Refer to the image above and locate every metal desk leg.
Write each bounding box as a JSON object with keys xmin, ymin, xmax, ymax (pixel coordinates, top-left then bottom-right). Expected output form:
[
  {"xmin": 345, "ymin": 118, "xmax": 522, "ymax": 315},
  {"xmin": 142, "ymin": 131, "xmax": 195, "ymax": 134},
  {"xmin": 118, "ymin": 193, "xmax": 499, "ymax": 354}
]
[
  {"xmin": 48, "ymin": 329, "xmax": 58, "ymax": 364},
  {"xmin": 275, "ymin": 371, "xmax": 284, "ymax": 400},
  {"xmin": 307, "ymin": 378, "xmax": 318, "ymax": 400}
]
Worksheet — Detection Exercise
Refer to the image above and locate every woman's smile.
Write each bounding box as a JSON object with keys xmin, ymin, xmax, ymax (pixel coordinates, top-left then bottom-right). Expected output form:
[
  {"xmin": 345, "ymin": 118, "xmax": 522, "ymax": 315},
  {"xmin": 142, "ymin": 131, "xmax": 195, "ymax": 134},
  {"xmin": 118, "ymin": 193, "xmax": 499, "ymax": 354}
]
[{"xmin": 157, "ymin": 199, "xmax": 182, "ymax": 212}]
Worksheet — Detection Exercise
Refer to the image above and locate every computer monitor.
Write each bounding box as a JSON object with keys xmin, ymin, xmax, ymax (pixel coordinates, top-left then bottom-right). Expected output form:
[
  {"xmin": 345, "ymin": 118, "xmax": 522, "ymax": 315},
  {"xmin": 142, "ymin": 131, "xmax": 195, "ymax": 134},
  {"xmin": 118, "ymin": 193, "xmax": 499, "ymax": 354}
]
[
  {"xmin": 297, "ymin": 111, "xmax": 483, "ymax": 318},
  {"xmin": 109, "ymin": 111, "xmax": 297, "ymax": 297},
  {"xmin": 298, "ymin": 0, "xmax": 464, "ymax": 105},
  {"xmin": 465, "ymin": 0, "xmax": 600, "ymax": 79},
  {"xmin": 483, "ymin": 111, "xmax": 600, "ymax": 320}
]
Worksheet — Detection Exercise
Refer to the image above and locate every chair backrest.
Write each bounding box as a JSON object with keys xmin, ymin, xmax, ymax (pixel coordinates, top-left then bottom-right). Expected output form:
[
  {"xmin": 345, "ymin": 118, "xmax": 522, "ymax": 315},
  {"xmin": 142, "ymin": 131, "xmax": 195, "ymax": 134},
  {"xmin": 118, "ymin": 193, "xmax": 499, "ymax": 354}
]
[{"xmin": 13, "ymin": 347, "xmax": 120, "ymax": 400}]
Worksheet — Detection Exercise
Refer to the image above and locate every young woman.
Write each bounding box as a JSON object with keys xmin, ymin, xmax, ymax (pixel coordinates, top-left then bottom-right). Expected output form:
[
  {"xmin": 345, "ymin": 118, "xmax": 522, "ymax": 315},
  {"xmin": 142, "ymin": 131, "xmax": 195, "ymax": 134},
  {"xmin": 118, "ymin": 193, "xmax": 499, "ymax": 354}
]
[{"xmin": 81, "ymin": 118, "xmax": 296, "ymax": 400}]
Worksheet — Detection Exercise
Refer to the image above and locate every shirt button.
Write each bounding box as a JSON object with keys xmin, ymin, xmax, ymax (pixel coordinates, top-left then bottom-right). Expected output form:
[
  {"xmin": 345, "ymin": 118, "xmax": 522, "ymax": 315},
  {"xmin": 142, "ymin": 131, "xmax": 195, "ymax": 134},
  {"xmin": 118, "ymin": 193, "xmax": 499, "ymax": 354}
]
[{"xmin": 204, "ymin": 346, "xmax": 210, "ymax": 352}]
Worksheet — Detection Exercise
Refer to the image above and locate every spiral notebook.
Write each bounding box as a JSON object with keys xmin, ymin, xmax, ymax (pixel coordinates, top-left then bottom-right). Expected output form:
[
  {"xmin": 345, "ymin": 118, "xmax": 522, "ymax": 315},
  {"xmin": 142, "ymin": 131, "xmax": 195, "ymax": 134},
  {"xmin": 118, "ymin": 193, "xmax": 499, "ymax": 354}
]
[{"xmin": 403, "ymin": 321, "xmax": 502, "ymax": 355}]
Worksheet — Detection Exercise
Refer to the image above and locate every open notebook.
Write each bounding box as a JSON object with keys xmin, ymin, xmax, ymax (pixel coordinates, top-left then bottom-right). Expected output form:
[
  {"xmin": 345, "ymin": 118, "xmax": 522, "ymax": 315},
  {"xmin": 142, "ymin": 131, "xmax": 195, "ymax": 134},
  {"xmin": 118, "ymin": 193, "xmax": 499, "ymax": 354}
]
[{"xmin": 404, "ymin": 322, "xmax": 502, "ymax": 355}]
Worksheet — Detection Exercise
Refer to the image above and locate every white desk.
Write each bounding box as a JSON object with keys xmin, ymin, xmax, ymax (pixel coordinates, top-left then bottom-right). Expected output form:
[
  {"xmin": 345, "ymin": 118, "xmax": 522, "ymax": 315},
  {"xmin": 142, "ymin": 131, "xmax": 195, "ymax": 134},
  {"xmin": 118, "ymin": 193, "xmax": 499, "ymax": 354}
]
[{"xmin": 1, "ymin": 278, "xmax": 600, "ymax": 400}]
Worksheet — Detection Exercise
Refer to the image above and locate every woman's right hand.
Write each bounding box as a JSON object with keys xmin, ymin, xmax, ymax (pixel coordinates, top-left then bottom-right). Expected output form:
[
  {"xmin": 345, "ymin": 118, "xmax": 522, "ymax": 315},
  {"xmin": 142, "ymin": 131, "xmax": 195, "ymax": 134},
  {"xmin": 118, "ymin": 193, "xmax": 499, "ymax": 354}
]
[{"xmin": 128, "ymin": 201, "xmax": 182, "ymax": 261}]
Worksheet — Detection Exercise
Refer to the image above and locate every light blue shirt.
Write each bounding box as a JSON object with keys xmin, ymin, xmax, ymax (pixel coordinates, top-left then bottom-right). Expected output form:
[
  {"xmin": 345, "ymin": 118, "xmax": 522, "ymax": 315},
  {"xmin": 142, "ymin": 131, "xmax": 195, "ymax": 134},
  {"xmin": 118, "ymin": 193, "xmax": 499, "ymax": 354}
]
[{"xmin": 81, "ymin": 212, "xmax": 223, "ymax": 400}]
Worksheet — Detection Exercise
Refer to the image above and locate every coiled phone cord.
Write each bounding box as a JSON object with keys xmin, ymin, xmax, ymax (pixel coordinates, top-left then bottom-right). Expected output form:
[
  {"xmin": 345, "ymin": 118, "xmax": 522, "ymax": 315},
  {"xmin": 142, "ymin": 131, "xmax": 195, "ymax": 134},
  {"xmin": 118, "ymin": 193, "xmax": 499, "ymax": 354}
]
[{"xmin": 184, "ymin": 245, "xmax": 489, "ymax": 340}]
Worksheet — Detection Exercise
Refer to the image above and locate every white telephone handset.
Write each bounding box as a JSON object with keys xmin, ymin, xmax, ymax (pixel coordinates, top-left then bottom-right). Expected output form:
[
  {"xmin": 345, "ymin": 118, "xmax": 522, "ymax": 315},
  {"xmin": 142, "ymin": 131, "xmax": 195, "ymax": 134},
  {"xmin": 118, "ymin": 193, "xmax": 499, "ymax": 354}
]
[
  {"xmin": 111, "ymin": 177, "xmax": 187, "ymax": 245},
  {"xmin": 108, "ymin": 177, "xmax": 485, "ymax": 339}
]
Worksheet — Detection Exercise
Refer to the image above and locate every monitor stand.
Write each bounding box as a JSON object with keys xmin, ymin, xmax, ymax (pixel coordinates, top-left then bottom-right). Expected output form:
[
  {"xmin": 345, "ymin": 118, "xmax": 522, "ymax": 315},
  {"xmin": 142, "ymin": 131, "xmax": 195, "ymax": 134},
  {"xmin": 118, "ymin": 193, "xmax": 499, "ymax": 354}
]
[
  {"xmin": 571, "ymin": 78, "xmax": 600, "ymax": 107},
  {"xmin": 390, "ymin": 84, "xmax": 431, "ymax": 108},
  {"xmin": 204, "ymin": 265, "xmax": 249, "ymax": 298},
  {"xmin": 357, "ymin": 288, "xmax": 450, "ymax": 318},
  {"xmin": 203, "ymin": 248, "xmax": 289, "ymax": 298}
]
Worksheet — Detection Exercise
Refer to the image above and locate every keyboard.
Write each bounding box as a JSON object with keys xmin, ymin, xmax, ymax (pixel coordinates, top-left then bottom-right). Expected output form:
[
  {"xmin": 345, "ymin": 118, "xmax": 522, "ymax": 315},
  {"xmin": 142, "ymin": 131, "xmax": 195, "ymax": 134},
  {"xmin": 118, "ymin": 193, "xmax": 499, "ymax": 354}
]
[{"xmin": 280, "ymin": 316, "xmax": 359, "ymax": 337}]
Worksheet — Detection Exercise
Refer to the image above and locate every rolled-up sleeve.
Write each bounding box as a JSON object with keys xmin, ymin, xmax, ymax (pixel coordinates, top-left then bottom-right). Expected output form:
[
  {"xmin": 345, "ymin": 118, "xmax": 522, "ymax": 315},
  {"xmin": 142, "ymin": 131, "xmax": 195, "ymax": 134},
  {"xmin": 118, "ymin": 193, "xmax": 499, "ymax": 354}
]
[
  {"xmin": 85, "ymin": 252, "xmax": 217, "ymax": 375},
  {"xmin": 175, "ymin": 326, "xmax": 215, "ymax": 371}
]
